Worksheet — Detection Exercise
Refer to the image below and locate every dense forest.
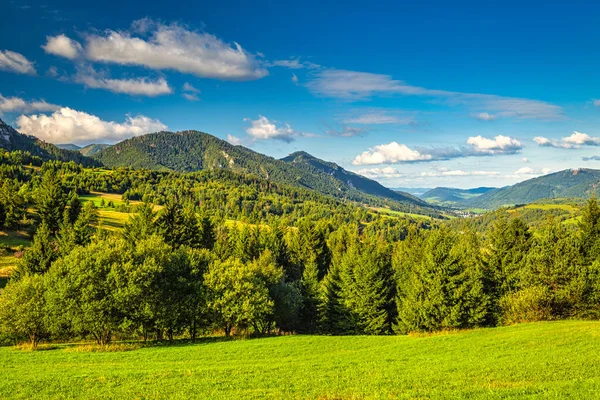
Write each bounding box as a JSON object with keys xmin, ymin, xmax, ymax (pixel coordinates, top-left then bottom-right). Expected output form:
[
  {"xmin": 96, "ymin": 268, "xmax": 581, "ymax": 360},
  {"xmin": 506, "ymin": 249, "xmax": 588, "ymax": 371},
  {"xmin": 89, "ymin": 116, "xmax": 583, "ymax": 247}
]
[{"xmin": 0, "ymin": 150, "xmax": 599, "ymax": 347}]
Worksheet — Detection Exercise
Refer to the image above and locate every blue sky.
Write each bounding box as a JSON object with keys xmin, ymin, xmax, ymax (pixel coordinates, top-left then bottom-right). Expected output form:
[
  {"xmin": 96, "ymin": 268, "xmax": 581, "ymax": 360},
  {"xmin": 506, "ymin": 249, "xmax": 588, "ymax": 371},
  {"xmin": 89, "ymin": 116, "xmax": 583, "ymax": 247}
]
[{"xmin": 1, "ymin": 0, "xmax": 600, "ymax": 188}]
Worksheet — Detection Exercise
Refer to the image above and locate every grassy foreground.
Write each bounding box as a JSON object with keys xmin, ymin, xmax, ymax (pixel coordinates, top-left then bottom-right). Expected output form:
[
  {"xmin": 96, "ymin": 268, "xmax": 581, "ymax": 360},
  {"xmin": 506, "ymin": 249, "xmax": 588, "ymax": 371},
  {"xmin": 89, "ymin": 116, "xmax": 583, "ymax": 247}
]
[{"xmin": 1, "ymin": 321, "xmax": 600, "ymax": 399}]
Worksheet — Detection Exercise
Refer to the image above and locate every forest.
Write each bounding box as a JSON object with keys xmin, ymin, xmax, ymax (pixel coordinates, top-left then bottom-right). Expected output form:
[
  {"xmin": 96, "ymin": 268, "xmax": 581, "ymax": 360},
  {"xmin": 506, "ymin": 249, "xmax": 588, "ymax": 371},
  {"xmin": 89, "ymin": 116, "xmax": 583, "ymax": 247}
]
[{"xmin": 0, "ymin": 150, "xmax": 599, "ymax": 347}]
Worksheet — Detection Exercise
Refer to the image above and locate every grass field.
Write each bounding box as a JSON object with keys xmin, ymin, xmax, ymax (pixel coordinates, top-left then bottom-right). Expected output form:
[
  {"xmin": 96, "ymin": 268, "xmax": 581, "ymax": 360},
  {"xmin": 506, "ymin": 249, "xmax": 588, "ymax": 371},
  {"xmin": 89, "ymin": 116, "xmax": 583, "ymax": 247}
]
[{"xmin": 1, "ymin": 321, "xmax": 599, "ymax": 399}]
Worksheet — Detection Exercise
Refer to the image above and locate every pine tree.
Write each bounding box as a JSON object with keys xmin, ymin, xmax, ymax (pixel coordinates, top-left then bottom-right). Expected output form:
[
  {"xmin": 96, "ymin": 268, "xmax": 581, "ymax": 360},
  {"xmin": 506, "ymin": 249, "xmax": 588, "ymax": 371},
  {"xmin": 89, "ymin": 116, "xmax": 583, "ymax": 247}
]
[
  {"xmin": 36, "ymin": 170, "xmax": 68, "ymax": 234},
  {"xmin": 318, "ymin": 263, "xmax": 352, "ymax": 335}
]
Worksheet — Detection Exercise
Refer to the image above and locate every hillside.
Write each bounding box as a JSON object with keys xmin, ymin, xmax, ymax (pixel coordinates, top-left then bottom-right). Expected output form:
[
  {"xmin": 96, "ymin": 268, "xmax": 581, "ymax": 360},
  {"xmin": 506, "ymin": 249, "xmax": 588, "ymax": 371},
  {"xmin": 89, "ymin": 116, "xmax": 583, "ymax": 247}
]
[
  {"xmin": 79, "ymin": 144, "xmax": 110, "ymax": 157},
  {"xmin": 94, "ymin": 131, "xmax": 433, "ymax": 212},
  {"xmin": 465, "ymin": 168, "xmax": 600, "ymax": 209},
  {"xmin": 281, "ymin": 151, "xmax": 424, "ymax": 204},
  {"xmin": 1, "ymin": 321, "xmax": 598, "ymax": 399},
  {"xmin": 0, "ymin": 119, "xmax": 100, "ymax": 167},
  {"xmin": 421, "ymin": 186, "xmax": 495, "ymax": 206}
]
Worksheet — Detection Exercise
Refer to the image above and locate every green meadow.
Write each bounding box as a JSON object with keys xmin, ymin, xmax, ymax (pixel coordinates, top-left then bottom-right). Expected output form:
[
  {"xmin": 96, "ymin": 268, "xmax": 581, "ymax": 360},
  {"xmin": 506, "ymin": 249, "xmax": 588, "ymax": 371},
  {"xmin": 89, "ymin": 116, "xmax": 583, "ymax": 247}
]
[{"xmin": 2, "ymin": 321, "xmax": 599, "ymax": 399}]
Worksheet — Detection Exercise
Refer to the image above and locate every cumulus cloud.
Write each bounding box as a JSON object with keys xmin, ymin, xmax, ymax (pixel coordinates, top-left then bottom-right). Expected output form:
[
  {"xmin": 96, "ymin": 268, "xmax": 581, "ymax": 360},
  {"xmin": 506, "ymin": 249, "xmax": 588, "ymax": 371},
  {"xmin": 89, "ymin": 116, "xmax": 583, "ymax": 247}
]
[
  {"xmin": 78, "ymin": 19, "xmax": 267, "ymax": 80},
  {"xmin": 244, "ymin": 115, "xmax": 300, "ymax": 142},
  {"xmin": 0, "ymin": 94, "xmax": 60, "ymax": 114},
  {"xmin": 306, "ymin": 69, "xmax": 562, "ymax": 119},
  {"xmin": 353, "ymin": 135, "xmax": 522, "ymax": 165},
  {"xmin": 226, "ymin": 134, "xmax": 243, "ymax": 145},
  {"xmin": 0, "ymin": 50, "xmax": 36, "ymax": 74},
  {"xmin": 357, "ymin": 167, "xmax": 404, "ymax": 179},
  {"xmin": 42, "ymin": 34, "xmax": 83, "ymax": 59},
  {"xmin": 353, "ymin": 142, "xmax": 433, "ymax": 165},
  {"xmin": 75, "ymin": 68, "xmax": 172, "ymax": 96},
  {"xmin": 466, "ymin": 135, "xmax": 522, "ymax": 154},
  {"xmin": 16, "ymin": 107, "xmax": 167, "ymax": 144},
  {"xmin": 534, "ymin": 131, "xmax": 600, "ymax": 149}
]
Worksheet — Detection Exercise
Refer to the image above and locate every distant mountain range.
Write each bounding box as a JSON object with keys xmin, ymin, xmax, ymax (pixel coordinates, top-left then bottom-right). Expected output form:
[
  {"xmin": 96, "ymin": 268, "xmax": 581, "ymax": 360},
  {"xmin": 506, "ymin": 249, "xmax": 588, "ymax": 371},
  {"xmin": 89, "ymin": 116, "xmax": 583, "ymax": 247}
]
[
  {"xmin": 391, "ymin": 187, "xmax": 432, "ymax": 196},
  {"xmin": 420, "ymin": 187, "xmax": 496, "ymax": 206},
  {"xmin": 57, "ymin": 143, "xmax": 111, "ymax": 157}
]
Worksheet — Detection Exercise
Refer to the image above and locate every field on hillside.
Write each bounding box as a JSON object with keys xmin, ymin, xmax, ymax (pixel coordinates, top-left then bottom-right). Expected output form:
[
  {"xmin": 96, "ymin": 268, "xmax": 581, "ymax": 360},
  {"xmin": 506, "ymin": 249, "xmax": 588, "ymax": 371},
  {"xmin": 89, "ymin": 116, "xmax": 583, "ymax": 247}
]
[{"xmin": 1, "ymin": 321, "xmax": 599, "ymax": 399}]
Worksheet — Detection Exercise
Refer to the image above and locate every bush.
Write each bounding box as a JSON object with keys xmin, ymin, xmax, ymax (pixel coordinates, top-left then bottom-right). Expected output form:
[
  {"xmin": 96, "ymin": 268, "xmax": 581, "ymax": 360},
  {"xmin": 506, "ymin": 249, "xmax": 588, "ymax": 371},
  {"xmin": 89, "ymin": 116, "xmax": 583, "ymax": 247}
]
[{"xmin": 500, "ymin": 286, "xmax": 552, "ymax": 324}]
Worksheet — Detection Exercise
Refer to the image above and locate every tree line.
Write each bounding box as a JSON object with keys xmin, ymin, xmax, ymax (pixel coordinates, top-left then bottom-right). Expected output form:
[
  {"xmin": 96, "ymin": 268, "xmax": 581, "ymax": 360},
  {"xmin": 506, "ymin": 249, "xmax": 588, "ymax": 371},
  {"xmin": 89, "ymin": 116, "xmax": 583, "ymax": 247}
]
[{"xmin": 1, "ymin": 155, "xmax": 599, "ymax": 347}]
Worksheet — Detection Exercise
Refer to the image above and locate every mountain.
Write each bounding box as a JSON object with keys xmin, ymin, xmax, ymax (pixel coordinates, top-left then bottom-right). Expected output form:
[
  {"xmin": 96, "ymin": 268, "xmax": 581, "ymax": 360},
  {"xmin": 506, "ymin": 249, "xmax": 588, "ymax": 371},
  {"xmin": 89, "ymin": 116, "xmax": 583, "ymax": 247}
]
[
  {"xmin": 280, "ymin": 151, "xmax": 424, "ymax": 204},
  {"xmin": 56, "ymin": 144, "xmax": 82, "ymax": 151},
  {"xmin": 421, "ymin": 187, "xmax": 496, "ymax": 206},
  {"xmin": 95, "ymin": 130, "xmax": 433, "ymax": 212},
  {"xmin": 464, "ymin": 168, "xmax": 600, "ymax": 209},
  {"xmin": 0, "ymin": 119, "xmax": 101, "ymax": 167},
  {"xmin": 80, "ymin": 144, "xmax": 110, "ymax": 157},
  {"xmin": 56, "ymin": 143, "xmax": 111, "ymax": 157}
]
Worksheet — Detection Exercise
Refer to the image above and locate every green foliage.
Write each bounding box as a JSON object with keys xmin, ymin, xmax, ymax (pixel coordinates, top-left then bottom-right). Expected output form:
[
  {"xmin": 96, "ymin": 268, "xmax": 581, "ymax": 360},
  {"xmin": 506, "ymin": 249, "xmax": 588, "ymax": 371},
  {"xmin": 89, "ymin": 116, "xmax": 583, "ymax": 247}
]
[{"xmin": 0, "ymin": 274, "xmax": 48, "ymax": 346}]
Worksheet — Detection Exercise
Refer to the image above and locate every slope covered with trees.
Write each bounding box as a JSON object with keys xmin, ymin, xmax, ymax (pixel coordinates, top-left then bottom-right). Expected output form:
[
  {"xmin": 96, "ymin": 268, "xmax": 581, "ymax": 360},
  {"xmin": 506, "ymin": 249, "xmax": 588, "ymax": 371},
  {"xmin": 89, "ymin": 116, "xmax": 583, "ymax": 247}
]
[
  {"xmin": 94, "ymin": 131, "xmax": 433, "ymax": 213},
  {"xmin": 465, "ymin": 169, "xmax": 600, "ymax": 209},
  {"xmin": 0, "ymin": 119, "xmax": 100, "ymax": 167},
  {"xmin": 420, "ymin": 186, "xmax": 495, "ymax": 206}
]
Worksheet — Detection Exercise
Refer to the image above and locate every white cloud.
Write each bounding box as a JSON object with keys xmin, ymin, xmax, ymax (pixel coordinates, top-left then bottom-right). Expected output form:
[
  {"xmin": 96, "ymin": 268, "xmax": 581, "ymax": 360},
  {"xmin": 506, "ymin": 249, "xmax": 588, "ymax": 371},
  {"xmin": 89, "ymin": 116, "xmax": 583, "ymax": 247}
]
[
  {"xmin": 0, "ymin": 94, "xmax": 60, "ymax": 114},
  {"xmin": 75, "ymin": 69, "xmax": 172, "ymax": 97},
  {"xmin": 226, "ymin": 134, "xmax": 242, "ymax": 145},
  {"xmin": 521, "ymin": 157, "xmax": 530, "ymax": 163},
  {"xmin": 82, "ymin": 19, "xmax": 267, "ymax": 80},
  {"xmin": 306, "ymin": 69, "xmax": 562, "ymax": 119},
  {"xmin": 182, "ymin": 82, "xmax": 200, "ymax": 93},
  {"xmin": 16, "ymin": 107, "xmax": 167, "ymax": 144},
  {"xmin": 268, "ymin": 58, "xmax": 320, "ymax": 69},
  {"xmin": 594, "ymin": 100, "xmax": 600, "ymax": 107},
  {"xmin": 0, "ymin": 50, "xmax": 36, "ymax": 74},
  {"xmin": 291, "ymin": 73, "xmax": 299, "ymax": 85},
  {"xmin": 42, "ymin": 35, "xmax": 83, "ymax": 59},
  {"xmin": 514, "ymin": 167, "xmax": 535, "ymax": 175},
  {"xmin": 357, "ymin": 167, "xmax": 404, "ymax": 179},
  {"xmin": 353, "ymin": 142, "xmax": 433, "ymax": 165},
  {"xmin": 244, "ymin": 115, "xmax": 298, "ymax": 142},
  {"xmin": 182, "ymin": 93, "xmax": 200, "ymax": 101},
  {"xmin": 534, "ymin": 131, "xmax": 600, "ymax": 149},
  {"xmin": 466, "ymin": 135, "xmax": 522, "ymax": 154},
  {"xmin": 473, "ymin": 112, "xmax": 496, "ymax": 121},
  {"xmin": 353, "ymin": 135, "xmax": 521, "ymax": 165},
  {"xmin": 344, "ymin": 112, "xmax": 415, "ymax": 125}
]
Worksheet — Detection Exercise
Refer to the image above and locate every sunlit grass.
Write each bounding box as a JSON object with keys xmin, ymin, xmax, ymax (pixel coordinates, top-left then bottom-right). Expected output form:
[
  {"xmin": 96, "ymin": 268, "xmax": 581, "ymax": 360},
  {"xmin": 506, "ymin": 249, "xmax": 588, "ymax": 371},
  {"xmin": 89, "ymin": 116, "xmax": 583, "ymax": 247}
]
[{"xmin": 1, "ymin": 321, "xmax": 599, "ymax": 399}]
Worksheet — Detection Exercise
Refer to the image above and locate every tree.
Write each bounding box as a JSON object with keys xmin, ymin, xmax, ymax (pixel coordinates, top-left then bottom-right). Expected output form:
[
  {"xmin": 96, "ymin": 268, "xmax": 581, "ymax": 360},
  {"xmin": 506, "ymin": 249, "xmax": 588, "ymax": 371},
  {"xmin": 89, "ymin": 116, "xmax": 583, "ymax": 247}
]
[
  {"xmin": 339, "ymin": 237, "xmax": 395, "ymax": 334},
  {"xmin": 580, "ymin": 197, "xmax": 600, "ymax": 264},
  {"xmin": 35, "ymin": 170, "xmax": 68, "ymax": 234},
  {"xmin": 204, "ymin": 256, "xmax": 277, "ymax": 336},
  {"xmin": 45, "ymin": 237, "xmax": 129, "ymax": 345},
  {"xmin": 17, "ymin": 222, "xmax": 57, "ymax": 276},
  {"xmin": 397, "ymin": 227, "xmax": 490, "ymax": 333},
  {"xmin": 123, "ymin": 202, "xmax": 156, "ymax": 243},
  {"xmin": 318, "ymin": 263, "xmax": 353, "ymax": 335},
  {"xmin": 0, "ymin": 274, "xmax": 49, "ymax": 347}
]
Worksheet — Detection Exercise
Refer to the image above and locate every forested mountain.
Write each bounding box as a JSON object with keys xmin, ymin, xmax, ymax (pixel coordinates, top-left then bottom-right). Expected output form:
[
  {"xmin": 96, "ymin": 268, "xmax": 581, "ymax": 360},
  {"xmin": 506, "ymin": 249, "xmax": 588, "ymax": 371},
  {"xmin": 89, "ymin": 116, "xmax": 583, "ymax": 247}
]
[
  {"xmin": 94, "ymin": 130, "xmax": 433, "ymax": 212},
  {"xmin": 280, "ymin": 151, "xmax": 424, "ymax": 204},
  {"xmin": 465, "ymin": 169, "xmax": 600, "ymax": 209},
  {"xmin": 0, "ymin": 119, "xmax": 100, "ymax": 167},
  {"xmin": 421, "ymin": 187, "xmax": 495, "ymax": 206}
]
